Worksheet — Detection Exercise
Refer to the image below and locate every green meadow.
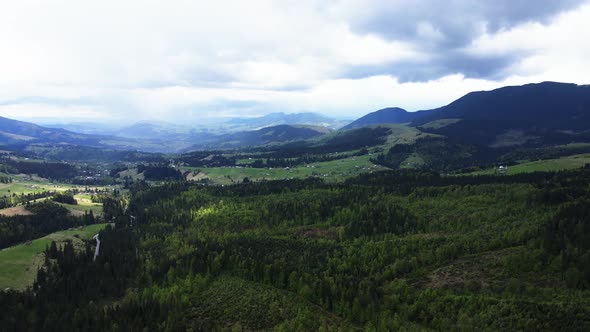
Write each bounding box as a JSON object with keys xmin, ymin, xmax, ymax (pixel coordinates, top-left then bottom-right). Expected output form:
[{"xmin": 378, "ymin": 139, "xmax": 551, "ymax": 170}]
[
  {"xmin": 0, "ymin": 223, "xmax": 108, "ymax": 290},
  {"xmin": 185, "ymin": 155, "xmax": 386, "ymax": 185},
  {"xmin": 467, "ymin": 153, "xmax": 590, "ymax": 175}
]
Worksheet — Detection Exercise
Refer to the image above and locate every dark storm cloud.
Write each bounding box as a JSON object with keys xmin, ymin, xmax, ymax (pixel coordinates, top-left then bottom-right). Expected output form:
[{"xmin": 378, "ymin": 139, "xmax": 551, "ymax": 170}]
[
  {"xmin": 343, "ymin": 51, "xmax": 522, "ymax": 82},
  {"xmin": 345, "ymin": 0, "xmax": 586, "ymax": 81}
]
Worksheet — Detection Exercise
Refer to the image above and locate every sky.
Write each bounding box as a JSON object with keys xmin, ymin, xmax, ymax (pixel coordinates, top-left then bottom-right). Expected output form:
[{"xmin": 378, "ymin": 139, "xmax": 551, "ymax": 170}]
[{"xmin": 1, "ymin": 0, "xmax": 590, "ymax": 125}]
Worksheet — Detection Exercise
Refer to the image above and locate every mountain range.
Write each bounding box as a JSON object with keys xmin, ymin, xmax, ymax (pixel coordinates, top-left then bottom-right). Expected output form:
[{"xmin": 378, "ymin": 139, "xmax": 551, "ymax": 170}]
[
  {"xmin": 2, "ymin": 81, "xmax": 590, "ymax": 153},
  {"xmin": 186, "ymin": 125, "xmax": 330, "ymax": 151},
  {"xmin": 343, "ymin": 81, "xmax": 590, "ymax": 147},
  {"xmin": 413, "ymin": 82, "xmax": 590, "ymax": 146},
  {"xmin": 225, "ymin": 112, "xmax": 349, "ymax": 130},
  {"xmin": 0, "ymin": 116, "xmax": 332, "ymax": 153},
  {"xmin": 0, "ymin": 116, "xmax": 108, "ymax": 147}
]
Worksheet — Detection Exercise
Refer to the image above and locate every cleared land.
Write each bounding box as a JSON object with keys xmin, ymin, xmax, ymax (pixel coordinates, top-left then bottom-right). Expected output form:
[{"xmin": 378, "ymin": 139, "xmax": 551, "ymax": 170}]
[
  {"xmin": 418, "ymin": 118, "xmax": 462, "ymax": 130},
  {"xmin": 0, "ymin": 175, "xmax": 107, "ymax": 216},
  {"xmin": 0, "ymin": 223, "xmax": 109, "ymax": 290},
  {"xmin": 0, "ymin": 205, "xmax": 33, "ymax": 217},
  {"xmin": 57, "ymin": 202, "xmax": 103, "ymax": 217},
  {"xmin": 0, "ymin": 173, "xmax": 115, "ymax": 198},
  {"xmin": 467, "ymin": 154, "xmax": 590, "ymax": 175},
  {"xmin": 185, "ymin": 155, "xmax": 386, "ymax": 185},
  {"xmin": 381, "ymin": 124, "xmax": 439, "ymax": 148}
]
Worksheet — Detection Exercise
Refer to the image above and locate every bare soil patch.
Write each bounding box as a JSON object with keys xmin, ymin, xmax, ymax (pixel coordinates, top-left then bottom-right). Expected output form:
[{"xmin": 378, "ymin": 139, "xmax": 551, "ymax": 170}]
[
  {"xmin": 0, "ymin": 206, "xmax": 33, "ymax": 217},
  {"xmin": 298, "ymin": 227, "xmax": 342, "ymax": 240},
  {"xmin": 420, "ymin": 247, "xmax": 519, "ymax": 289}
]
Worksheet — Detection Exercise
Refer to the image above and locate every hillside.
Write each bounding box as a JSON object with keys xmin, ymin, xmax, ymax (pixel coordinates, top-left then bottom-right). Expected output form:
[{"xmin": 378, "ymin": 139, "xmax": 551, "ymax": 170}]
[
  {"xmin": 0, "ymin": 117, "xmax": 105, "ymax": 146},
  {"xmin": 0, "ymin": 117, "xmax": 213, "ymax": 153},
  {"xmin": 342, "ymin": 107, "xmax": 432, "ymax": 130},
  {"xmin": 412, "ymin": 82, "xmax": 590, "ymax": 146},
  {"xmin": 187, "ymin": 124, "xmax": 331, "ymax": 151},
  {"xmin": 4, "ymin": 81, "xmax": 590, "ymax": 158},
  {"xmin": 342, "ymin": 82, "xmax": 590, "ymax": 148},
  {"xmin": 226, "ymin": 112, "xmax": 349, "ymax": 130}
]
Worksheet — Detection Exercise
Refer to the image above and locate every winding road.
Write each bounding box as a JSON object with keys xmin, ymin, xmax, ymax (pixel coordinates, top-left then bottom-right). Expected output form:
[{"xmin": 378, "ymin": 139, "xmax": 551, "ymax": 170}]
[{"xmin": 93, "ymin": 234, "xmax": 100, "ymax": 261}]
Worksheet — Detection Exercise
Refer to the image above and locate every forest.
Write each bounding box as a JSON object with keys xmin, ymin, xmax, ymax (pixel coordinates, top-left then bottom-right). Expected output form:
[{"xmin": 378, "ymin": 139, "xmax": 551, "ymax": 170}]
[
  {"xmin": 0, "ymin": 191, "xmax": 54, "ymax": 209},
  {"xmin": 3, "ymin": 160, "xmax": 78, "ymax": 181},
  {"xmin": 0, "ymin": 167, "xmax": 589, "ymax": 330}
]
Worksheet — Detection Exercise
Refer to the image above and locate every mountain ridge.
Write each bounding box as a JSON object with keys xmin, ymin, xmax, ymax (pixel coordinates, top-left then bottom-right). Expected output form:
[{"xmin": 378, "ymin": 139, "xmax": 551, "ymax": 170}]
[
  {"xmin": 342, "ymin": 107, "xmax": 434, "ymax": 130},
  {"xmin": 3, "ymin": 81, "xmax": 590, "ymax": 153},
  {"xmin": 411, "ymin": 81, "xmax": 590, "ymax": 146},
  {"xmin": 226, "ymin": 112, "xmax": 349, "ymax": 130},
  {"xmin": 342, "ymin": 81, "xmax": 590, "ymax": 147},
  {"xmin": 185, "ymin": 124, "xmax": 330, "ymax": 151}
]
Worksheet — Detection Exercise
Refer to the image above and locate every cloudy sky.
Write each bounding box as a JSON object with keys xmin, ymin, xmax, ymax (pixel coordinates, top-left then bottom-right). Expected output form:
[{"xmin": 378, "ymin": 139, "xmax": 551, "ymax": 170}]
[{"xmin": 1, "ymin": 0, "xmax": 590, "ymax": 124}]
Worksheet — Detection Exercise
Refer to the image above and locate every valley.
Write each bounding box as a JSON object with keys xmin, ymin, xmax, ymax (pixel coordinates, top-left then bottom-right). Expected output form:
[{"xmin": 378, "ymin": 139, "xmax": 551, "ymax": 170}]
[
  {"xmin": 5, "ymin": 0, "xmax": 590, "ymax": 328},
  {"xmin": 1, "ymin": 82, "xmax": 590, "ymax": 330}
]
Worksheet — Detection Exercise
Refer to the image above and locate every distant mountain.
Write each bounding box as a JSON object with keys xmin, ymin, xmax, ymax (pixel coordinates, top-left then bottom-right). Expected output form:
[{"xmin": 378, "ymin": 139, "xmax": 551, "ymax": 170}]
[
  {"xmin": 0, "ymin": 117, "xmax": 329, "ymax": 153},
  {"xmin": 112, "ymin": 121, "xmax": 196, "ymax": 139},
  {"xmin": 6, "ymin": 82, "xmax": 590, "ymax": 155},
  {"xmin": 44, "ymin": 122, "xmax": 116, "ymax": 135},
  {"xmin": 344, "ymin": 82, "xmax": 590, "ymax": 148},
  {"xmin": 0, "ymin": 117, "xmax": 202, "ymax": 153},
  {"xmin": 342, "ymin": 107, "xmax": 433, "ymax": 130},
  {"xmin": 0, "ymin": 116, "xmax": 107, "ymax": 147},
  {"xmin": 226, "ymin": 112, "xmax": 349, "ymax": 130},
  {"xmin": 413, "ymin": 82, "xmax": 590, "ymax": 146},
  {"xmin": 186, "ymin": 124, "xmax": 330, "ymax": 151}
]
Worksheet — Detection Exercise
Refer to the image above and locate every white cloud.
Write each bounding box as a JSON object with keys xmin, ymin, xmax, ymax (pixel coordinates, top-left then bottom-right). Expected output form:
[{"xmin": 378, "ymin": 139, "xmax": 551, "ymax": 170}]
[
  {"xmin": 416, "ymin": 22, "xmax": 445, "ymax": 42},
  {"xmin": 0, "ymin": 0, "xmax": 589, "ymax": 124},
  {"xmin": 0, "ymin": 103, "xmax": 110, "ymax": 123},
  {"xmin": 466, "ymin": 3, "xmax": 590, "ymax": 82}
]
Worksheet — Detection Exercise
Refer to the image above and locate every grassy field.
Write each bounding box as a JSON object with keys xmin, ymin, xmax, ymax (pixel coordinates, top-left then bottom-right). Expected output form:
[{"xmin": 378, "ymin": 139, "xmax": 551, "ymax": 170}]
[
  {"xmin": 180, "ymin": 124, "xmax": 440, "ymax": 185},
  {"xmin": 0, "ymin": 201, "xmax": 103, "ymax": 217},
  {"xmin": 70, "ymin": 193, "xmax": 104, "ymax": 216},
  {"xmin": 184, "ymin": 155, "xmax": 386, "ymax": 185},
  {"xmin": 0, "ymin": 223, "xmax": 109, "ymax": 290},
  {"xmin": 57, "ymin": 202, "xmax": 103, "ymax": 217},
  {"xmin": 118, "ymin": 168, "xmax": 145, "ymax": 181},
  {"xmin": 0, "ymin": 172, "xmax": 116, "ymax": 198},
  {"xmin": 400, "ymin": 152, "xmax": 426, "ymax": 169},
  {"xmin": 467, "ymin": 154, "xmax": 590, "ymax": 175},
  {"xmin": 381, "ymin": 124, "xmax": 440, "ymax": 148},
  {"xmin": 0, "ymin": 182, "xmax": 48, "ymax": 197},
  {"xmin": 0, "ymin": 174, "xmax": 112, "ymax": 216},
  {"xmin": 0, "ymin": 180, "xmax": 81, "ymax": 197},
  {"xmin": 418, "ymin": 118, "xmax": 462, "ymax": 130}
]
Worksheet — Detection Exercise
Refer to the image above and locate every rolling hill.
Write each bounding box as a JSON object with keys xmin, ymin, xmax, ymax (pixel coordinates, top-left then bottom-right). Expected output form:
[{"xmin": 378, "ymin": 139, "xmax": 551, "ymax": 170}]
[
  {"xmin": 186, "ymin": 124, "xmax": 331, "ymax": 151},
  {"xmin": 0, "ymin": 117, "xmax": 191, "ymax": 153},
  {"xmin": 4, "ymin": 81, "xmax": 590, "ymax": 156},
  {"xmin": 226, "ymin": 112, "xmax": 349, "ymax": 130},
  {"xmin": 342, "ymin": 82, "xmax": 590, "ymax": 172},
  {"xmin": 342, "ymin": 107, "xmax": 432, "ymax": 130},
  {"xmin": 0, "ymin": 116, "xmax": 332, "ymax": 153},
  {"xmin": 0, "ymin": 116, "xmax": 107, "ymax": 147},
  {"xmin": 345, "ymin": 82, "xmax": 590, "ymax": 148},
  {"xmin": 412, "ymin": 82, "xmax": 590, "ymax": 146}
]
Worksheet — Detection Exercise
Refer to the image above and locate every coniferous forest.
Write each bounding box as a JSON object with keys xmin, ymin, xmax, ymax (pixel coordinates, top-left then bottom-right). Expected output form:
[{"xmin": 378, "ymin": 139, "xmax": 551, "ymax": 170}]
[{"xmin": 2, "ymin": 168, "xmax": 590, "ymax": 331}]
